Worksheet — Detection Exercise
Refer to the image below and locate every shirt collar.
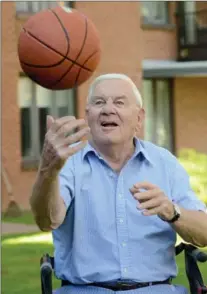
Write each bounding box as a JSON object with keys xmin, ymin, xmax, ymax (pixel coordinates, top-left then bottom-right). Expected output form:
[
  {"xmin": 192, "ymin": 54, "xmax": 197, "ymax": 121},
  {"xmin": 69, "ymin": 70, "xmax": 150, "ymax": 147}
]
[
  {"xmin": 133, "ymin": 138, "xmax": 154, "ymax": 165},
  {"xmin": 82, "ymin": 137, "xmax": 154, "ymax": 165},
  {"xmin": 82, "ymin": 141, "xmax": 100, "ymax": 160}
]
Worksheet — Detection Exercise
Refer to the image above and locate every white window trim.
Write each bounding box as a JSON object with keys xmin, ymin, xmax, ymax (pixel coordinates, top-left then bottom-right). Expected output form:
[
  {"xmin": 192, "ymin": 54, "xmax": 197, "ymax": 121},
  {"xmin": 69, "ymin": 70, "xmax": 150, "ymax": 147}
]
[{"xmin": 19, "ymin": 76, "xmax": 76, "ymax": 166}]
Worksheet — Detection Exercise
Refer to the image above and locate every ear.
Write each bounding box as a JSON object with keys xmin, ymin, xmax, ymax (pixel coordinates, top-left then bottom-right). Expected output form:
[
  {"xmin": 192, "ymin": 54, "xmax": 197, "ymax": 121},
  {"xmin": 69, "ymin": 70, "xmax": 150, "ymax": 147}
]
[
  {"xmin": 46, "ymin": 115, "xmax": 54, "ymax": 131},
  {"xmin": 85, "ymin": 106, "xmax": 89, "ymax": 122},
  {"xmin": 135, "ymin": 108, "xmax": 145, "ymax": 133}
]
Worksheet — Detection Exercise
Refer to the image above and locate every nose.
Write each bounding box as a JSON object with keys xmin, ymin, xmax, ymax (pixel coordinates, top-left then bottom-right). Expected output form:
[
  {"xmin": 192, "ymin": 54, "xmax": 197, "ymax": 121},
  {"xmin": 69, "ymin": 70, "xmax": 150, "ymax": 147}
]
[{"xmin": 101, "ymin": 99, "xmax": 116, "ymax": 115}]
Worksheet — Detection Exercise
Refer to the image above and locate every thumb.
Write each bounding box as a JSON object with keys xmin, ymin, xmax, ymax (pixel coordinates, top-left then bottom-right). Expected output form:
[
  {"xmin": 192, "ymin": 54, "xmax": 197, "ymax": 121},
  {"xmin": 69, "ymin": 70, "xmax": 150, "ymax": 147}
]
[{"xmin": 46, "ymin": 115, "xmax": 54, "ymax": 131}]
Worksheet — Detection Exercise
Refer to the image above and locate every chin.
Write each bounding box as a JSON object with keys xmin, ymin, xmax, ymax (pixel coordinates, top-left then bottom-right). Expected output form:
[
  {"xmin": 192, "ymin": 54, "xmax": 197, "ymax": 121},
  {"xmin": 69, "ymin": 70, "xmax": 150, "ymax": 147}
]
[{"xmin": 96, "ymin": 135, "xmax": 121, "ymax": 145}]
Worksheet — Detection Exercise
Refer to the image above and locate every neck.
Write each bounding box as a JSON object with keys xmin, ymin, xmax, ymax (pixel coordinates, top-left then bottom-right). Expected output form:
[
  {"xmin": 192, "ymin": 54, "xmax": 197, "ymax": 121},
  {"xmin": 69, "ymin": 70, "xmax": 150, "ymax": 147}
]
[{"xmin": 89, "ymin": 138, "xmax": 136, "ymax": 172}]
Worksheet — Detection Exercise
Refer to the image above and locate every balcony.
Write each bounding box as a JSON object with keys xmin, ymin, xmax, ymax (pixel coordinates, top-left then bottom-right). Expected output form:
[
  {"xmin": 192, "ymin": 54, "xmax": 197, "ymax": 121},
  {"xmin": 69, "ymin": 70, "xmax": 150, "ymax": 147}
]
[{"xmin": 176, "ymin": 9, "xmax": 207, "ymax": 61}]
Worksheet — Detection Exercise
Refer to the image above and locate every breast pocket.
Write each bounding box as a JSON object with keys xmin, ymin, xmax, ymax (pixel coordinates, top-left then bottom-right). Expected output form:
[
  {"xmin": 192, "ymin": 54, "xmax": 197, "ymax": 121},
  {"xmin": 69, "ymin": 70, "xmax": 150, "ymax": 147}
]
[{"xmin": 80, "ymin": 179, "xmax": 116, "ymax": 237}]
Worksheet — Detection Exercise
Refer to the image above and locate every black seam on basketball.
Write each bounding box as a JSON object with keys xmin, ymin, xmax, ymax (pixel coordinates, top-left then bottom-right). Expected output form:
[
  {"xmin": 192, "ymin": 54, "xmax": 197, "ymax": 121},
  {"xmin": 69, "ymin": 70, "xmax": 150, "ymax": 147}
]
[
  {"xmin": 49, "ymin": 8, "xmax": 70, "ymax": 58},
  {"xmin": 74, "ymin": 50, "xmax": 100, "ymax": 86},
  {"xmin": 49, "ymin": 16, "xmax": 89, "ymax": 88},
  {"xmin": 20, "ymin": 7, "xmax": 71, "ymax": 68},
  {"xmin": 20, "ymin": 30, "xmax": 91, "ymax": 72},
  {"xmin": 50, "ymin": 9, "xmax": 85, "ymax": 66},
  {"xmin": 20, "ymin": 28, "xmax": 67, "ymax": 67}
]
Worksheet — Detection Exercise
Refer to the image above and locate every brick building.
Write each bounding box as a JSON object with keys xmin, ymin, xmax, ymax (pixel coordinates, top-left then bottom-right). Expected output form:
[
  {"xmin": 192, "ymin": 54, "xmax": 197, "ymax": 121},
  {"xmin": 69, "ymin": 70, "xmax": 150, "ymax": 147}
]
[{"xmin": 2, "ymin": 1, "xmax": 207, "ymax": 210}]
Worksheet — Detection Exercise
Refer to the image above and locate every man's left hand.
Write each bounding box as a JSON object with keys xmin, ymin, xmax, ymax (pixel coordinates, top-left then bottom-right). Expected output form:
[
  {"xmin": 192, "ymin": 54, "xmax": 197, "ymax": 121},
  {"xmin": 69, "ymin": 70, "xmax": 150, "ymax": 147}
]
[{"xmin": 130, "ymin": 182, "xmax": 175, "ymax": 221}]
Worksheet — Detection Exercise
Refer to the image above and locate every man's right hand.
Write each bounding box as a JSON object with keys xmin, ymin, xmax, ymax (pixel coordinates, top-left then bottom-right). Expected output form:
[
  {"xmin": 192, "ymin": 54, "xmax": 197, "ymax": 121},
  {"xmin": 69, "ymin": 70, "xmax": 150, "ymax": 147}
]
[{"xmin": 39, "ymin": 115, "xmax": 90, "ymax": 175}]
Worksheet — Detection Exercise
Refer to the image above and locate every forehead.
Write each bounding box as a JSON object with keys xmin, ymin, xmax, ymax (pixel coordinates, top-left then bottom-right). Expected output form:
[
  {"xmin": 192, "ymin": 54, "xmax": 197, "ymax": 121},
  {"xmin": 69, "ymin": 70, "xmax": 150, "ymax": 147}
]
[{"xmin": 92, "ymin": 79, "xmax": 135, "ymax": 101}]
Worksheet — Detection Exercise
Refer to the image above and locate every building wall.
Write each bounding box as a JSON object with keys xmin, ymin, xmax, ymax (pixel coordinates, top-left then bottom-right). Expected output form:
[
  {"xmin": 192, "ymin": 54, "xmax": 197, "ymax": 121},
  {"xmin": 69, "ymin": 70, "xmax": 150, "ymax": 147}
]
[
  {"xmin": 142, "ymin": 29, "xmax": 177, "ymax": 60},
  {"xmin": 142, "ymin": 2, "xmax": 177, "ymax": 60},
  {"xmin": 2, "ymin": 2, "xmax": 37, "ymax": 211},
  {"xmin": 196, "ymin": 1, "xmax": 207, "ymax": 11},
  {"xmin": 2, "ymin": 1, "xmax": 207, "ymax": 211},
  {"xmin": 2, "ymin": 1, "xmax": 143, "ymax": 210},
  {"xmin": 75, "ymin": 1, "xmax": 143, "ymax": 118},
  {"xmin": 174, "ymin": 77, "xmax": 207, "ymax": 154}
]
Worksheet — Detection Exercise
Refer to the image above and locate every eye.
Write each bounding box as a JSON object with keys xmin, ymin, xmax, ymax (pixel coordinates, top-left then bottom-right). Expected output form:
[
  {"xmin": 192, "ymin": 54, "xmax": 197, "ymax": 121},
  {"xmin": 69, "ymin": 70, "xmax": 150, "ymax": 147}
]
[
  {"xmin": 115, "ymin": 100, "xmax": 124, "ymax": 106},
  {"xmin": 95, "ymin": 100, "xmax": 105, "ymax": 105}
]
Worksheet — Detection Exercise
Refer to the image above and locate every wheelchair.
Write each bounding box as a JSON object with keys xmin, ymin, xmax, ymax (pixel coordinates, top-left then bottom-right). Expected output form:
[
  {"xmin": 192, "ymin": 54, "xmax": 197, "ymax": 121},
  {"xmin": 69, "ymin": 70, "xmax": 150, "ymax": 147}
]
[{"xmin": 40, "ymin": 242, "xmax": 207, "ymax": 294}]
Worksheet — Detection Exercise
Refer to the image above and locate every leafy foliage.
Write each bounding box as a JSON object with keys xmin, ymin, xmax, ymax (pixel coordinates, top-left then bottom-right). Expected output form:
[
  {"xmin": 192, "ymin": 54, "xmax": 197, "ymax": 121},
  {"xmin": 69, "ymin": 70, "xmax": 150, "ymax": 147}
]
[{"xmin": 178, "ymin": 149, "xmax": 207, "ymax": 205}]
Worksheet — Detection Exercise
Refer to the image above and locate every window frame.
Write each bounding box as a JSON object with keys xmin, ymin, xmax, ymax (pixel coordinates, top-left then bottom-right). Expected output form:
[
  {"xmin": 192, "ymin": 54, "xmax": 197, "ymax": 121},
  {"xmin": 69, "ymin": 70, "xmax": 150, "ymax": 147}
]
[
  {"xmin": 16, "ymin": 1, "xmax": 73, "ymax": 15},
  {"xmin": 143, "ymin": 78, "xmax": 175, "ymax": 154},
  {"xmin": 18, "ymin": 74, "xmax": 77, "ymax": 169},
  {"xmin": 141, "ymin": 1, "xmax": 170, "ymax": 26}
]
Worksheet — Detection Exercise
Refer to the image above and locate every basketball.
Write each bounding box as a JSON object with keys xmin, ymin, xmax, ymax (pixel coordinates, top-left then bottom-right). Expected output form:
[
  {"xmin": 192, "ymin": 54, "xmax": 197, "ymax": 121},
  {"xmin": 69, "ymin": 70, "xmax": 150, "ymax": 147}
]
[{"xmin": 17, "ymin": 6, "xmax": 101, "ymax": 90}]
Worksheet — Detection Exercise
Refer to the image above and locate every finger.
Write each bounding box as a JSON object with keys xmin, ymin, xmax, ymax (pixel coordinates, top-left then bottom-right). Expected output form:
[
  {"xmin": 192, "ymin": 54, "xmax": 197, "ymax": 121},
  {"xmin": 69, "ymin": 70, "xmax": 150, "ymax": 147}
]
[
  {"xmin": 57, "ymin": 119, "xmax": 87, "ymax": 137},
  {"xmin": 133, "ymin": 189, "xmax": 159, "ymax": 201},
  {"xmin": 46, "ymin": 115, "xmax": 55, "ymax": 131},
  {"xmin": 50, "ymin": 116, "xmax": 76, "ymax": 133},
  {"xmin": 133, "ymin": 182, "xmax": 158, "ymax": 191},
  {"xmin": 67, "ymin": 140, "xmax": 88, "ymax": 156},
  {"xmin": 130, "ymin": 186, "xmax": 140, "ymax": 194},
  {"xmin": 137, "ymin": 197, "xmax": 162, "ymax": 210},
  {"xmin": 51, "ymin": 140, "xmax": 88, "ymax": 163},
  {"xmin": 63, "ymin": 127, "xmax": 90, "ymax": 146},
  {"xmin": 142, "ymin": 206, "xmax": 161, "ymax": 216},
  {"xmin": 130, "ymin": 182, "xmax": 155, "ymax": 194}
]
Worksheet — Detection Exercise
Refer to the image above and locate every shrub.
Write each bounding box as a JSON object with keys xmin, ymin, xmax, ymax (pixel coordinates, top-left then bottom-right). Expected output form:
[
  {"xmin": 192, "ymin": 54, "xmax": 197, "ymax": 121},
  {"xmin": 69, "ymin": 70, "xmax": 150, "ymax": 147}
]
[{"xmin": 178, "ymin": 149, "xmax": 207, "ymax": 205}]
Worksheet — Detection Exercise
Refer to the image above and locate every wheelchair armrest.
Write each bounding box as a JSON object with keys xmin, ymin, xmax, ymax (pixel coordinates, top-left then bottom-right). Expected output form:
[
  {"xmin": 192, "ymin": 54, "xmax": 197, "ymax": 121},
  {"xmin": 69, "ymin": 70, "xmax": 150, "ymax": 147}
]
[
  {"xmin": 175, "ymin": 242, "xmax": 185, "ymax": 256},
  {"xmin": 184, "ymin": 244, "xmax": 207, "ymax": 294},
  {"xmin": 40, "ymin": 254, "xmax": 54, "ymax": 294}
]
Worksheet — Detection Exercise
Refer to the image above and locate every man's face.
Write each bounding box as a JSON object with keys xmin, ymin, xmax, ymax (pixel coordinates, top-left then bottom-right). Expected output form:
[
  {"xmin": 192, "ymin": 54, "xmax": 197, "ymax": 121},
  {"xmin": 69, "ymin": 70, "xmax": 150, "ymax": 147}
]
[{"xmin": 86, "ymin": 79, "xmax": 144, "ymax": 146}]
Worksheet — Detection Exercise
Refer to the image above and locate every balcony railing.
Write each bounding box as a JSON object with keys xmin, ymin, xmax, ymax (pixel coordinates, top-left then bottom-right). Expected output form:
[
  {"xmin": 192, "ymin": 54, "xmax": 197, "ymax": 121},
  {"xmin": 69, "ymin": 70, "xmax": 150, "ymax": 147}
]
[{"xmin": 176, "ymin": 9, "xmax": 207, "ymax": 61}]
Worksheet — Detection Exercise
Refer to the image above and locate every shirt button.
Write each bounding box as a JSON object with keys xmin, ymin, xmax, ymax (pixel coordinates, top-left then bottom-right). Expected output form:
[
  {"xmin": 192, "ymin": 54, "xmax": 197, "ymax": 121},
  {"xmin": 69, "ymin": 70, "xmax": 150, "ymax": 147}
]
[
  {"xmin": 124, "ymin": 268, "xmax": 128, "ymax": 273},
  {"xmin": 122, "ymin": 242, "xmax": 126, "ymax": 247},
  {"xmin": 119, "ymin": 219, "xmax": 123, "ymax": 223},
  {"xmin": 118, "ymin": 194, "xmax": 123, "ymax": 198}
]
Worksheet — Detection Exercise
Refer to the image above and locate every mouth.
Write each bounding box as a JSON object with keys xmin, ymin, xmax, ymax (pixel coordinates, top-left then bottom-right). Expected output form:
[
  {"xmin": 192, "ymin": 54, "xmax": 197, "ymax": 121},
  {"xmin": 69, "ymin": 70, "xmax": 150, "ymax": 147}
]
[{"xmin": 100, "ymin": 121, "xmax": 119, "ymax": 130}]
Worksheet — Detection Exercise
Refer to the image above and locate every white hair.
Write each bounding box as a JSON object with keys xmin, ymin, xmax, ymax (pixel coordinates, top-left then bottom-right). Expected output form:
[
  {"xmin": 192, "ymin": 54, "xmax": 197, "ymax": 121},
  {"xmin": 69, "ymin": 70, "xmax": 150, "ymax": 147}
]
[{"xmin": 87, "ymin": 73, "xmax": 143, "ymax": 107}]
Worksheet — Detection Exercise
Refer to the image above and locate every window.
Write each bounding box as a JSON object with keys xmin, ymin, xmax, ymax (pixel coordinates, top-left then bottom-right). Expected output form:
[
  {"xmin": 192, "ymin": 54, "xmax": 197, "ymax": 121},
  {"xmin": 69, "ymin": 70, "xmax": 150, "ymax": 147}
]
[
  {"xmin": 142, "ymin": 79, "xmax": 173, "ymax": 152},
  {"xmin": 141, "ymin": 1, "xmax": 169, "ymax": 25},
  {"xmin": 16, "ymin": 1, "xmax": 72, "ymax": 14},
  {"xmin": 18, "ymin": 76, "xmax": 76, "ymax": 163}
]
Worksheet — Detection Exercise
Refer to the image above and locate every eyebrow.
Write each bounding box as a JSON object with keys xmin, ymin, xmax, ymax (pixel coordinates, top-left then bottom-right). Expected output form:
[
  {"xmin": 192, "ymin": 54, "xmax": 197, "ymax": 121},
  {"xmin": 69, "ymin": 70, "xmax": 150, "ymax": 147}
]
[
  {"xmin": 91, "ymin": 96, "xmax": 105, "ymax": 101},
  {"xmin": 114, "ymin": 95, "xmax": 127, "ymax": 100},
  {"xmin": 91, "ymin": 95, "xmax": 127, "ymax": 102}
]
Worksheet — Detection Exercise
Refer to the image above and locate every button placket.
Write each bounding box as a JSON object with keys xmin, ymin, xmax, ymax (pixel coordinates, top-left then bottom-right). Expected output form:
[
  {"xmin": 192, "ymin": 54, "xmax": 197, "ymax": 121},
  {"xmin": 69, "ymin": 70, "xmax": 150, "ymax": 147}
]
[{"xmin": 116, "ymin": 173, "xmax": 131, "ymax": 278}]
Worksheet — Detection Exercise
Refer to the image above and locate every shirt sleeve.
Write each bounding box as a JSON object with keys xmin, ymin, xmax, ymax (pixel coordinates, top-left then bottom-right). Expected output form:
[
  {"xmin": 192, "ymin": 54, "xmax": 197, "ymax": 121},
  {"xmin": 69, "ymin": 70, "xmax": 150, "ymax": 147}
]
[
  {"xmin": 58, "ymin": 157, "xmax": 75, "ymax": 210},
  {"xmin": 170, "ymin": 158, "xmax": 207, "ymax": 212}
]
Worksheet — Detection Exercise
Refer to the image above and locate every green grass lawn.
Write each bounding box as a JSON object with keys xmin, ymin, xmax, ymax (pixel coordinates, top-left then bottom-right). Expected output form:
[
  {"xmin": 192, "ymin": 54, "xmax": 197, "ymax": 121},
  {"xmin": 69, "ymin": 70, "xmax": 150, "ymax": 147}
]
[
  {"xmin": 2, "ymin": 232, "xmax": 59, "ymax": 294},
  {"xmin": 2, "ymin": 231, "xmax": 207, "ymax": 294},
  {"xmin": 2, "ymin": 210, "xmax": 35, "ymax": 225}
]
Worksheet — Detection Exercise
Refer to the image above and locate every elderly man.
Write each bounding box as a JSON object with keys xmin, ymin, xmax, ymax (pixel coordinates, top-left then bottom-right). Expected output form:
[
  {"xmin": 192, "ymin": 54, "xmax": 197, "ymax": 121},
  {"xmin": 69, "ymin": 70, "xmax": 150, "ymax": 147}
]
[{"xmin": 30, "ymin": 74, "xmax": 207, "ymax": 294}]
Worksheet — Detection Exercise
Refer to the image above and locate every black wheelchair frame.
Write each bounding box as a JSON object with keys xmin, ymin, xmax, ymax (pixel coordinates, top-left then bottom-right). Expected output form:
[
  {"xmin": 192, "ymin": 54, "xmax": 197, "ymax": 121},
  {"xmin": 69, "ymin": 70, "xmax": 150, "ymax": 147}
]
[{"xmin": 40, "ymin": 242, "xmax": 207, "ymax": 294}]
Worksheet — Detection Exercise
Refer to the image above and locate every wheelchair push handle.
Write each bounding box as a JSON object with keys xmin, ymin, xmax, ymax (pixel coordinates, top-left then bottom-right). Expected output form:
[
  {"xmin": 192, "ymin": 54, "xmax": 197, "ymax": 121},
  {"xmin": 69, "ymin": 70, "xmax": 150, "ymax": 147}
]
[
  {"xmin": 191, "ymin": 249, "xmax": 207, "ymax": 263},
  {"xmin": 40, "ymin": 254, "xmax": 53, "ymax": 294},
  {"xmin": 40, "ymin": 254, "xmax": 53, "ymax": 272},
  {"xmin": 185, "ymin": 244, "xmax": 207, "ymax": 262}
]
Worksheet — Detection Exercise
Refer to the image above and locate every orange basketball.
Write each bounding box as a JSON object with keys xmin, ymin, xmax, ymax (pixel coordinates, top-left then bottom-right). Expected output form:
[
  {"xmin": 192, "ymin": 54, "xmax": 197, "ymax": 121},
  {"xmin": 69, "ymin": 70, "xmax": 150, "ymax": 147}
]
[{"xmin": 17, "ymin": 6, "xmax": 101, "ymax": 90}]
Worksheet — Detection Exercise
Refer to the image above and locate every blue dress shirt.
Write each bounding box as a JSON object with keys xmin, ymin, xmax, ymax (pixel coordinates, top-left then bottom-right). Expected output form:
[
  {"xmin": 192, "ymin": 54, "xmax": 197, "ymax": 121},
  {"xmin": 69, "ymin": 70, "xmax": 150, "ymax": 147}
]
[{"xmin": 52, "ymin": 138, "xmax": 206, "ymax": 285}]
